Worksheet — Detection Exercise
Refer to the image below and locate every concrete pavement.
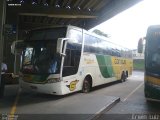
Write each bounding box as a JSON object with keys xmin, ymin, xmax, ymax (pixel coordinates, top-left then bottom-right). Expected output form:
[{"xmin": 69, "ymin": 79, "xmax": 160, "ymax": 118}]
[{"xmin": 1, "ymin": 84, "xmax": 120, "ymax": 120}]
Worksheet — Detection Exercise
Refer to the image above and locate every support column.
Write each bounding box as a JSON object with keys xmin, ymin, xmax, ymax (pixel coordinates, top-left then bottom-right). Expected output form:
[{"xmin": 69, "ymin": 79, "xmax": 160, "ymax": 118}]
[{"xmin": 0, "ymin": 1, "xmax": 6, "ymax": 98}]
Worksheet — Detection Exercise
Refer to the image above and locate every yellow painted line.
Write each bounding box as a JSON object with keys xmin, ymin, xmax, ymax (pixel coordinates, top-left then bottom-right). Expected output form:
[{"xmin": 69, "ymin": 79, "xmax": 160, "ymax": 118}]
[
  {"xmin": 9, "ymin": 88, "xmax": 21, "ymax": 120},
  {"xmin": 122, "ymin": 82, "xmax": 144, "ymax": 102}
]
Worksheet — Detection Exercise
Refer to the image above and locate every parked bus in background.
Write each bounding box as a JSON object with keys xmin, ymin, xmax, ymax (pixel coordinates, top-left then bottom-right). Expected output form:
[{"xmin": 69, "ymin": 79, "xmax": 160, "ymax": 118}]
[
  {"xmin": 11, "ymin": 25, "xmax": 133, "ymax": 95},
  {"xmin": 138, "ymin": 25, "xmax": 160, "ymax": 101}
]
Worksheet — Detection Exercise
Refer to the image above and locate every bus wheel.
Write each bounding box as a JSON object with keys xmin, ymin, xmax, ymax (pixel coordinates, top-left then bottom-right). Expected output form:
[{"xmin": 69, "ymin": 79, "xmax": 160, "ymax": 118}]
[
  {"xmin": 121, "ymin": 71, "xmax": 126, "ymax": 82},
  {"xmin": 82, "ymin": 78, "xmax": 91, "ymax": 93},
  {"xmin": 126, "ymin": 71, "xmax": 128, "ymax": 78}
]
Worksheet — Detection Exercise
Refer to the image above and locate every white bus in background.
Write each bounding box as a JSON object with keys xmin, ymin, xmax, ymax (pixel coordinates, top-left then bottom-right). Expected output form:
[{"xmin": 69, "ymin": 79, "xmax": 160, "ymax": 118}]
[{"xmin": 11, "ymin": 25, "xmax": 133, "ymax": 95}]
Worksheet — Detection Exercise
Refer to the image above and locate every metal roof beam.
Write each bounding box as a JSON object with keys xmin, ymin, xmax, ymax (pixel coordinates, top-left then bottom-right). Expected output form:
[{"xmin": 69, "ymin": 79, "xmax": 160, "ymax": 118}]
[
  {"xmin": 50, "ymin": 0, "xmax": 55, "ymax": 5},
  {"xmin": 19, "ymin": 13, "xmax": 96, "ymax": 19},
  {"xmin": 83, "ymin": 0, "xmax": 95, "ymax": 10},
  {"xmin": 7, "ymin": 5, "xmax": 97, "ymax": 19},
  {"xmin": 72, "ymin": 0, "xmax": 82, "ymax": 8},
  {"xmin": 19, "ymin": 22, "xmax": 57, "ymax": 30}
]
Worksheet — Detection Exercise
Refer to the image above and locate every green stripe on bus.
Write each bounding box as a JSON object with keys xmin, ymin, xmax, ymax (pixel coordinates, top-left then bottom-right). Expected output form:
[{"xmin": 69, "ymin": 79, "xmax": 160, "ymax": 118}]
[{"xmin": 96, "ymin": 55, "xmax": 114, "ymax": 78}]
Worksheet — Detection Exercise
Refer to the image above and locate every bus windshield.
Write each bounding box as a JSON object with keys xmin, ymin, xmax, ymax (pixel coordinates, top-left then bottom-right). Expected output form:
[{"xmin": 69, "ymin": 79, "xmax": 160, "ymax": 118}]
[
  {"xmin": 146, "ymin": 31, "xmax": 160, "ymax": 75},
  {"xmin": 21, "ymin": 40, "xmax": 61, "ymax": 74}
]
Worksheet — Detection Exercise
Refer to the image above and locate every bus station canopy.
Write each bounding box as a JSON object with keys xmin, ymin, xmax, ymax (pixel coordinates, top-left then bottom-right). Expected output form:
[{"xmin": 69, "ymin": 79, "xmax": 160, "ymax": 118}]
[{"xmin": 6, "ymin": 0, "xmax": 142, "ymax": 30}]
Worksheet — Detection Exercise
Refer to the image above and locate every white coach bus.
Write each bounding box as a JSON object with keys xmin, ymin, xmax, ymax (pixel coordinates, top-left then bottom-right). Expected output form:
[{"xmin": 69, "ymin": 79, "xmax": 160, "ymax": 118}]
[{"xmin": 11, "ymin": 25, "xmax": 133, "ymax": 95}]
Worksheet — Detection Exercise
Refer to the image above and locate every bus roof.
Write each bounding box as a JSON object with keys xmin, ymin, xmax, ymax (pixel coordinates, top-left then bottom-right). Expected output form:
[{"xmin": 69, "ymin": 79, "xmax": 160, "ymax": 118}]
[
  {"xmin": 148, "ymin": 25, "xmax": 160, "ymax": 30},
  {"xmin": 26, "ymin": 25, "xmax": 131, "ymax": 50},
  {"xmin": 27, "ymin": 25, "xmax": 82, "ymax": 32}
]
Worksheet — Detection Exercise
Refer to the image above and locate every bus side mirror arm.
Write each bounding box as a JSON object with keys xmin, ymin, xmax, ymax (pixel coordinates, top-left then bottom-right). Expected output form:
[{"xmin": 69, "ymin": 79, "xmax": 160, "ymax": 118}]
[
  {"xmin": 11, "ymin": 40, "xmax": 24, "ymax": 54},
  {"xmin": 138, "ymin": 38, "xmax": 145, "ymax": 53},
  {"xmin": 57, "ymin": 38, "xmax": 69, "ymax": 56},
  {"xmin": 61, "ymin": 53, "xmax": 66, "ymax": 57}
]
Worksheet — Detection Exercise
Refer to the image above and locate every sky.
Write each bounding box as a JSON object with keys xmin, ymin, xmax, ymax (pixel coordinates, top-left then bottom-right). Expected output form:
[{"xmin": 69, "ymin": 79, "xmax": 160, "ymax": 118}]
[{"xmin": 91, "ymin": 0, "xmax": 160, "ymax": 50}]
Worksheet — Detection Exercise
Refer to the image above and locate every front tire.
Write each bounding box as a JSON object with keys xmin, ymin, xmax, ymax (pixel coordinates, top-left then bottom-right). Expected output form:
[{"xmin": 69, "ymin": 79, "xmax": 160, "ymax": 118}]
[{"xmin": 82, "ymin": 79, "xmax": 91, "ymax": 93}]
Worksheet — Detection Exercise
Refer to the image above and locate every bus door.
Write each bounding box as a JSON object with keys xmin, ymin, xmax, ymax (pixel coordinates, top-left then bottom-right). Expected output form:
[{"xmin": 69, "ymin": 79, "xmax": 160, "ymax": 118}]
[{"xmin": 62, "ymin": 41, "xmax": 82, "ymax": 92}]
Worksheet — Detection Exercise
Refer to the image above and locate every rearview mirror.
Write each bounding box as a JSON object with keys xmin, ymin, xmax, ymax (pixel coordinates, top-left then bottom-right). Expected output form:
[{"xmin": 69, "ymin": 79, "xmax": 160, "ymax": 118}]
[
  {"xmin": 138, "ymin": 38, "xmax": 144, "ymax": 53},
  {"xmin": 57, "ymin": 38, "xmax": 69, "ymax": 56},
  {"xmin": 11, "ymin": 40, "xmax": 24, "ymax": 54}
]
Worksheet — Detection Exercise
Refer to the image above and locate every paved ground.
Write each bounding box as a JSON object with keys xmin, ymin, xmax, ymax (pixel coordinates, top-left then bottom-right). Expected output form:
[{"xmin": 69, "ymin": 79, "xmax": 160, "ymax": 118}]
[
  {"xmin": 1, "ymin": 71, "xmax": 160, "ymax": 120},
  {"xmin": 1, "ymin": 79, "xmax": 120, "ymax": 120},
  {"xmin": 95, "ymin": 71, "xmax": 160, "ymax": 120}
]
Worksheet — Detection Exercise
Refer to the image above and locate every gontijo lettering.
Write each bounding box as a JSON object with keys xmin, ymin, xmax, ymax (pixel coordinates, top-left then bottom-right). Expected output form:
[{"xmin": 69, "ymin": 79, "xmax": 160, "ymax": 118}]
[{"xmin": 114, "ymin": 59, "xmax": 126, "ymax": 64}]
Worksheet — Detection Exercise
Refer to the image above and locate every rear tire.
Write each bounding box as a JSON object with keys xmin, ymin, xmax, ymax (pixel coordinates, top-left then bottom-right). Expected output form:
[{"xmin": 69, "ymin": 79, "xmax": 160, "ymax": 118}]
[
  {"xmin": 82, "ymin": 78, "xmax": 91, "ymax": 93},
  {"xmin": 126, "ymin": 71, "xmax": 128, "ymax": 78},
  {"xmin": 121, "ymin": 71, "xmax": 126, "ymax": 82}
]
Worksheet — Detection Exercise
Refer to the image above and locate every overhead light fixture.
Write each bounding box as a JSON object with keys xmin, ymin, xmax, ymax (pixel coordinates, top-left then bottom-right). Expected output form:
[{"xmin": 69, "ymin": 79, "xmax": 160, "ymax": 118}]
[
  {"xmin": 78, "ymin": 6, "xmax": 81, "ymax": 10},
  {"xmin": 88, "ymin": 8, "xmax": 91, "ymax": 12},
  {"xmin": 20, "ymin": 0, "xmax": 24, "ymax": 4},
  {"xmin": 44, "ymin": 3, "xmax": 48, "ymax": 6},
  {"xmin": 55, "ymin": 4, "xmax": 60, "ymax": 8},
  {"xmin": 32, "ymin": 1, "xmax": 37, "ymax": 5},
  {"xmin": 66, "ymin": 6, "xmax": 71, "ymax": 9}
]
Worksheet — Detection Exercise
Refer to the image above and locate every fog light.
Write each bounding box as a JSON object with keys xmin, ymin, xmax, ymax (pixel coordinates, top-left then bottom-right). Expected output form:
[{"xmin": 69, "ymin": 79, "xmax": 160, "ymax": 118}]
[{"xmin": 47, "ymin": 78, "xmax": 61, "ymax": 83}]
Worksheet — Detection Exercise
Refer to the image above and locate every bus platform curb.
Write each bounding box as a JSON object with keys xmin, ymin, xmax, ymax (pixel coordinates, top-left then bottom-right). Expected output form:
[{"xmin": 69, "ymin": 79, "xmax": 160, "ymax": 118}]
[{"xmin": 88, "ymin": 97, "xmax": 120, "ymax": 120}]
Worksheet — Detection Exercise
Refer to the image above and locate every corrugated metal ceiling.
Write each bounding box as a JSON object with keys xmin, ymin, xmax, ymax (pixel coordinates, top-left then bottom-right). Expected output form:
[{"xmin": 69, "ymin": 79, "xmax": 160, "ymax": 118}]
[{"xmin": 6, "ymin": 0, "xmax": 142, "ymax": 30}]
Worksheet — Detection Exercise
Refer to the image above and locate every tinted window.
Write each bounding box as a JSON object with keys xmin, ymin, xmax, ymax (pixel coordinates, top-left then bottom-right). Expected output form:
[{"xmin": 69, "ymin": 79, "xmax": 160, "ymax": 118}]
[
  {"xmin": 63, "ymin": 42, "xmax": 82, "ymax": 77},
  {"xmin": 84, "ymin": 34, "xmax": 97, "ymax": 53},
  {"xmin": 83, "ymin": 33, "xmax": 131, "ymax": 57},
  {"xmin": 29, "ymin": 27, "xmax": 67, "ymax": 41},
  {"xmin": 21, "ymin": 40, "xmax": 60, "ymax": 75},
  {"xmin": 68, "ymin": 29, "xmax": 82, "ymax": 43}
]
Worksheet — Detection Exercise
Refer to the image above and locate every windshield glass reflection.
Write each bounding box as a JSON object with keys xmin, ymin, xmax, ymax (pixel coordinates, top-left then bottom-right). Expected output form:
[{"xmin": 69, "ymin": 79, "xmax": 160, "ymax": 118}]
[
  {"xmin": 22, "ymin": 40, "xmax": 60, "ymax": 74},
  {"xmin": 146, "ymin": 35, "xmax": 160, "ymax": 75}
]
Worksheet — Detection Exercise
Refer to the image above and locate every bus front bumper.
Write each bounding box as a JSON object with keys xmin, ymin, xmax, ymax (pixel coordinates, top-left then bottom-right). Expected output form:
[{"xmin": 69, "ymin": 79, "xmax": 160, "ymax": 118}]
[{"xmin": 19, "ymin": 80, "xmax": 63, "ymax": 95}]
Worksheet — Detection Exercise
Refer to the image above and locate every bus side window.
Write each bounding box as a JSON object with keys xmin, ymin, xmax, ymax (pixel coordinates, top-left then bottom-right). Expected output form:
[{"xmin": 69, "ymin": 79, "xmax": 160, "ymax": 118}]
[
  {"xmin": 62, "ymin": 43, "xmax": 81, "ymax": 77},
  {"xmin": 72, "ymin": 50, "xmax": 80, "ymax": 67},
  {"xmin": 63, "ymin": 49, "xmax": 71, "ymax": 66}
]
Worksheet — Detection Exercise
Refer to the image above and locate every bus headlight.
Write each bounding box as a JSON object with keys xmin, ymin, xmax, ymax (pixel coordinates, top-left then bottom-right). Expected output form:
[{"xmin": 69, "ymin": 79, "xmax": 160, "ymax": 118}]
[{"xmin": 47, "ymin": 78, "xmax": 61, "ymax": 83}]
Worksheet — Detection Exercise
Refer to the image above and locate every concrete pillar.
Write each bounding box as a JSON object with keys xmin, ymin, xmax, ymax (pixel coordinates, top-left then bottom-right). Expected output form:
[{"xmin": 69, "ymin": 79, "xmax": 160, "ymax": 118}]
[{"xmin": 0, "ymin": 1, "xmax": 6, "ymax": 98}]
